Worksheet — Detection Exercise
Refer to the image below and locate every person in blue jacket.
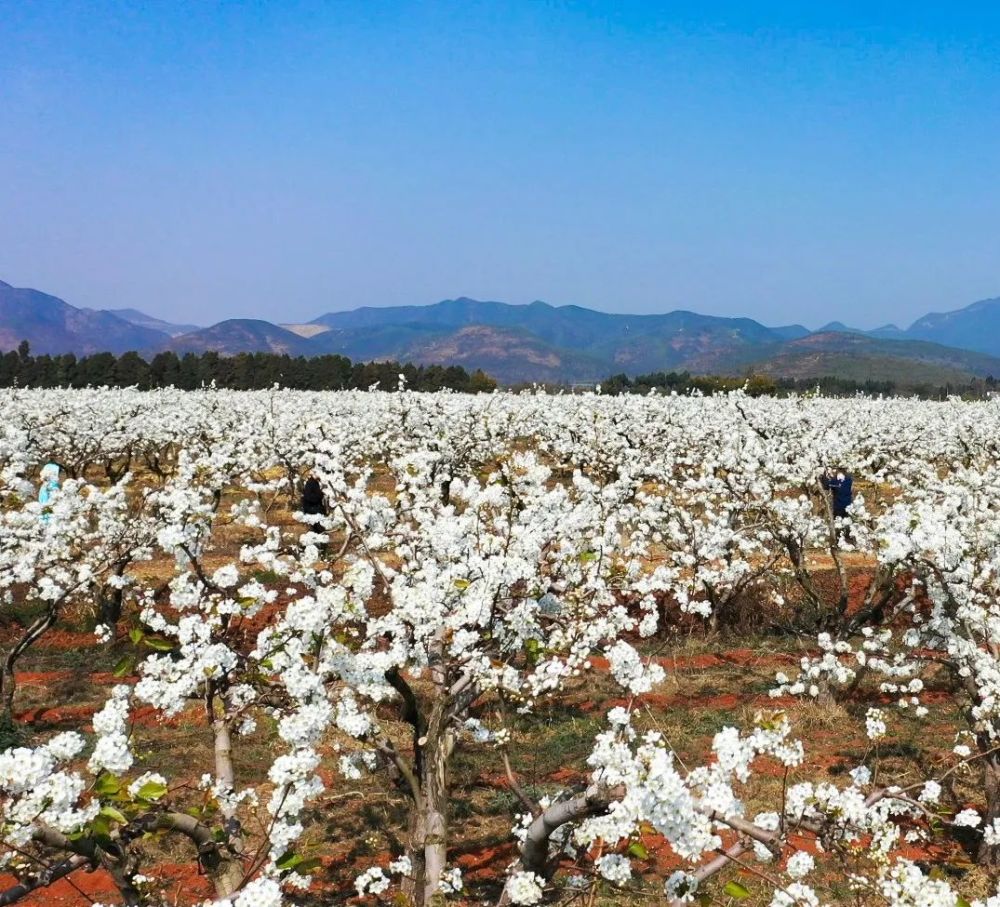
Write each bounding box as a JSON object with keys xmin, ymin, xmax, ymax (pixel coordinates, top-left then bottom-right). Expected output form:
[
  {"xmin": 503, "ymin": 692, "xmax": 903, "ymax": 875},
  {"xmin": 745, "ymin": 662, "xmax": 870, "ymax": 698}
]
[
  {"xmin": 38, "ymin": 463, "xmax": 60, "ymax": 521},
  {"xmin": 821, "ymin": 469, "xmax": 853, "ymax": 518}
]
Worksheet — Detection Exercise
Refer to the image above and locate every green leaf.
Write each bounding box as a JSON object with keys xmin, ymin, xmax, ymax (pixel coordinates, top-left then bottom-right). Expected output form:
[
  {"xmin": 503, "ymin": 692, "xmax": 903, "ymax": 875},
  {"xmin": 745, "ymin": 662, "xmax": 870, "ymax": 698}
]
[
  {"xmin": 453, "ymin": 578, "xmax": 470, "ymax": 591},
  {"xmin": 723, "ymin": 881, "xmax": 751, "ymax": 900},
  {"xmin": 627, "ymin": 840, "xmax": 649, "ymax": 860},
  {"xmin": 578, "ymin": 550, "xmax": 598, "ymax": 563},
  {"xmin": 112, "ymin": 655, "xmax": 136, "ymax": 678},
  {"xmin": 93, "ymin": 774, "xmax": 121, "ymax": 796},
  {"xmin": 129, "ymin": 628, "xmax": 144, "ymax": 645},
  {"xmin": 135, "ymin": 780, "xmax": 168, "ymax": 801},
  {"xmin": 100, "ymin": 806, "xmax": 129, "ymax": 825},
  {"xmin": 296, "ymin": 858, "xmax": 322, "ymax": 874},
  {"xmin": 143, "ymin": 636, "xmax": 175, "ymax": 652},
  {"xmin": 957, "ymin": 898, "xmax": 973, "ymax": 907},
  {"xmin": 88, "ymin": 813, "xmax": 113, "ymax": 840},
  {"xmin": 275, "ymin": 851, "xmax": 303, "ymax": 871}
]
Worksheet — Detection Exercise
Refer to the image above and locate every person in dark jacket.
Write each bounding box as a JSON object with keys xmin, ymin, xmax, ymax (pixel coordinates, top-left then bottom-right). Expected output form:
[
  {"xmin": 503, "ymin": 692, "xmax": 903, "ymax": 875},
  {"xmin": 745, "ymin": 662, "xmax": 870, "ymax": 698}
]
[
  {"xmin": 821, "ymin": 469, "xmax": 853, "ymax": 518},
  {"xmin": 301, "ymin": 477, "xmax": 326, "ymax": 534}
]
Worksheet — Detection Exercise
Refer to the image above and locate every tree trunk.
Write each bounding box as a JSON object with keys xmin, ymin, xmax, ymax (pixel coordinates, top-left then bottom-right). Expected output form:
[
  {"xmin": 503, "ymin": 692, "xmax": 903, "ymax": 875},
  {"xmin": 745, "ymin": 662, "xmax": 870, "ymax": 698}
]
[
  {"xmin": 420, "ymin": 738, "xmax": 449, "ymax": 907},
  {"xmin": 401, "ymin": 714, "xmax": 453, "ymax": 906},
  {"xmin": 2, "ymin": 605, "xmax": 58, "ymax": 718},
  {"xmin": 210, "ymin": 712, "xmax": 245, "ymax": 896},
  {"xmin": 402, "ymin": 798, "xmax": 428, "ymax": 906},
  {"xmin": 978, "ymin": 748, "xmax": 1000, "ymax": 867},
  {"xmin": 149, "ymin": 812, "xmax": 244, "ymax": 899},
  {"xmin": 99, "ymin": 586, "xmax": 124, "ymax": 627},
  {"xmin": 205, "ymin": 847, "xmax": 243, "ymax": 899},
  {"xmin": 497, "ymin": 784, "xmax": 619, "ymax": 907}
]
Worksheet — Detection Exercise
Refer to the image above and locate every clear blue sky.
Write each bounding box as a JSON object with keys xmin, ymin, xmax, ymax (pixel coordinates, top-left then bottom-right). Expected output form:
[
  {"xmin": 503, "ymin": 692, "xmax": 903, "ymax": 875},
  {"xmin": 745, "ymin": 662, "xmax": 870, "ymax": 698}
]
[{"xmin": 2, "ymin": 1, "xmax": 999, "ymax": 329}]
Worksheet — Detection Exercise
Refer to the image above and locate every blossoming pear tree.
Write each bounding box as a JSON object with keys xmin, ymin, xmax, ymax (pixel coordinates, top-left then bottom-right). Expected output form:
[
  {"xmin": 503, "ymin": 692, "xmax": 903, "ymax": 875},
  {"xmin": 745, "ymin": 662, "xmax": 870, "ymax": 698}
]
[{"xmin": 1, "ymin": 387, "xmax": 999, "ymax": 907}]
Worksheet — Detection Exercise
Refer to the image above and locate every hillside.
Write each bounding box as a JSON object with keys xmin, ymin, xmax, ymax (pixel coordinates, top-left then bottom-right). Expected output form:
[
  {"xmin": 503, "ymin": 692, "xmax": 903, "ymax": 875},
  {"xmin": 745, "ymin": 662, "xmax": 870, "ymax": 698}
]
[
  {"xmin": 308, "ymin": 323, "xmax": 609, "ymax": 384},
  {"xmin": 904, "ymin": 297, "xmax": 1000, "ymax": 356},
  {"xmin": 105, "ymin": 308, "xmax": 201, "ymax": 337},
  {"xmin": 0, "ymin": 281, "xmax": 169, "ymax": 355},
  {"xmin": 593, "ymin": 312, "xmax": 784, "ymax": 374},
  {"xmin": 396, "ymin": 325, "xmax": 610, "ymax": 385},
  {"xmin": 313, "ymin": 297, "xmax": 786, "ymax": 352},
  {"xmin": 5, "ymin": 277, "xmax": 1000, "ymax": 387},
  {"xmin": 741, "ymin": 332, "xmax": 1000, "ymax": 384},
  {"xmin": 307, "ymin": 322, "xmax": 449, "ymax": 360},
  {"xmin": 312, "ymin": 298, "xmax": 791, "ymax": 378},
  {"xmin": 170, "ymin": 320, "xmax": 315, "ymax": 356}
]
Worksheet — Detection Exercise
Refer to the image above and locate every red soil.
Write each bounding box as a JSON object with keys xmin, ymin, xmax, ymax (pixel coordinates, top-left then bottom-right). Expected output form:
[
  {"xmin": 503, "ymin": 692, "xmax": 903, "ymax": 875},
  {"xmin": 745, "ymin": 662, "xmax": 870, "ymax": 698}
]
[
  {"xmin": 13, "ymin": 671, "xmax": 137, "ymax": 687},
  {"xmin": 0, "ymin": 868, "xmax": 118, "ymax": 905},
  {"xmin": 14, "ymin": 671, "xmax": 72, "ymax": 685},
  {"xmin": 16, "ymin": 703, "xmax": 97, "ymax": 726},
  {"xmin": 0, "ymin": 861, "xmax": 214, "ymax": 906},
  {"xmin": 15, "ymin": 703, "xmax": 200, "ymax": 729},
  {"xmin": 0, "ymin": 563, "xmax": 971, "ymax": 904},
  {"xmin": 453, "ymin": 843, "xmax": 516, "ymax": 881}
]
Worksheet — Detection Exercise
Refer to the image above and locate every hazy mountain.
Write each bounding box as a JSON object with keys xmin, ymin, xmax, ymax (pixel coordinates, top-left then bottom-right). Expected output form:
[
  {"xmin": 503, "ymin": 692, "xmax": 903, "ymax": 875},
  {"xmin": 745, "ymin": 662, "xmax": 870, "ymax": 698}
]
[
  {"xmin": 304, "ymin": 321, "xmax": 606, "ymax": 383},
  {"xmin": 170, "ymin": 320, "xmax": 315, "ymax": 356},
  {"xmin": 308, "ymin": 300, "xmax": 1000, "ymax": 385},
  {"xmin": 591, "ymin": 312, "xmax": 782, "ymax": 375},
  {"xmin": 0, "ymin": 280, "xmax": 170, "ymax": 355},
  {"xmin": 815, "ymin": 297, "xmax": 1000, "ymax": 356},
  {"xmin": 396, "ymin": 325, "xmax": 611, "ymax": 384},
  {"xmin": 867, "ymin": 323, "xmax": 907, "ymax": 339},
  {"xmin": 6, "ymin": 277, "xmax": 1000, "ymax": 386},
  {"xmin": 816, "ymin": 321, "xmax": 865, "ymax": 334},
  {"xmin": 313, "ymin": 297, "xmax": 782, "ymax": 350},
  {"xmin": 771, "ymin": 324, "xmax": 811, "ymax": 340},
  {"xmin": 105, "ymin": 308, "xmax": 201, "ymax": 337},
  {"xmin": 808, "ymin": 298, "xmax": 1000, "ymax": 357},
  {"xmin": 741, "ymin": 331, "xmax": 1000, "ymax": 383},
  {"xmin": 308, "ymin": 323, "xmax": 450, "ymax": 360},
  {"xmin": 904, "ymin": 297, "xmax": 1000, "ymax": 356},
  {"xmin": 312, "ymin": 298, "xmax": 791, "ymax": 376}
]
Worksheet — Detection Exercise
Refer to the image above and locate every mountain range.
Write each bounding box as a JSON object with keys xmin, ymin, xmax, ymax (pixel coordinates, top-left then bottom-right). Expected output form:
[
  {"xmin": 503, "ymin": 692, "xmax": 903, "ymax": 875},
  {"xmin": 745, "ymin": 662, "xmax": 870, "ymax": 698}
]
[{"xmin": 4, "ymin": 277, "xmax": 1000, "ymax": 386}]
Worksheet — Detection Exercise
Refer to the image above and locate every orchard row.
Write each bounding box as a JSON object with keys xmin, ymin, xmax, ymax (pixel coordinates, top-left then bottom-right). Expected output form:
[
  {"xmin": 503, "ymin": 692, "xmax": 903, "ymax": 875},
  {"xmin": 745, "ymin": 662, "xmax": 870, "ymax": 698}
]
[{"xmin": 2, "ymin": 386, "xmax": 1000, "ymax": 907}]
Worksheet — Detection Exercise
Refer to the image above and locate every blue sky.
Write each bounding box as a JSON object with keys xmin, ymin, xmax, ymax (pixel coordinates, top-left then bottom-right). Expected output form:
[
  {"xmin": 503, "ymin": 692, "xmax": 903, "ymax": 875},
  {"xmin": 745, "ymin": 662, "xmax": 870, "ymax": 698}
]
[{"xmin": 2, "ymin": 1, "xmax": 999, "ymax": 328}]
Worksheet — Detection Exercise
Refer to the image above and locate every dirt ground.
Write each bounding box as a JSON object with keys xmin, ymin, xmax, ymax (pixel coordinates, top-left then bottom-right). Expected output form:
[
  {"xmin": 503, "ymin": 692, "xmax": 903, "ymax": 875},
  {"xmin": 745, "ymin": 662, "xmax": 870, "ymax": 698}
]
[{"xmin": 0, "ymin": 580, "xmax": 993, "ymax": 905}]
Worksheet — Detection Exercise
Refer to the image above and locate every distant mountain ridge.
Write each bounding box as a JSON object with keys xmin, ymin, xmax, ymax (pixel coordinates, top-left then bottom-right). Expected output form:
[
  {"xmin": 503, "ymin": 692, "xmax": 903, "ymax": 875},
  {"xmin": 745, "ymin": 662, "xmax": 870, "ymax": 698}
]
[
  {"xmin": 741, "ymin": 331, "xmax": 1000, "ymax": 384},
  {"xmin": 310, "ymin": 297, "xmax": 801, "ymax": 379},
  {"xmin": 905, "ymin": 297, "xmax": 1000, "ymax": 355},
  {"xmin": 0, "ymin": 281, "xmax": 170, "ymax": 355},
  {"xmin": 168, "ymin": 319, "xmax": 315, "ymax": 357},
  {"xmin": 106, "ymin": 308, "xmax": 201, "ymax": 337},
  {"xmin": 4, "ymin": 278, "xmax": 1000, "ymax": 385}
]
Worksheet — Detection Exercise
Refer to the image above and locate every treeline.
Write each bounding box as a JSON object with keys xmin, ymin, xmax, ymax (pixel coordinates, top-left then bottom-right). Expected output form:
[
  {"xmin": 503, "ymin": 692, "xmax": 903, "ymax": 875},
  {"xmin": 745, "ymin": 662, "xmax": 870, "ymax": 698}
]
[
  {"xmin": 7, "ymin": 340, "xmax": 998, "ymax": 399},
  {"xmin": 0, "ymin": 342, "xmax": 497, "ymax": 393},
  {"xmin": 599, "ymin": 370, "xmax": 1000, "ymax": 399}
]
